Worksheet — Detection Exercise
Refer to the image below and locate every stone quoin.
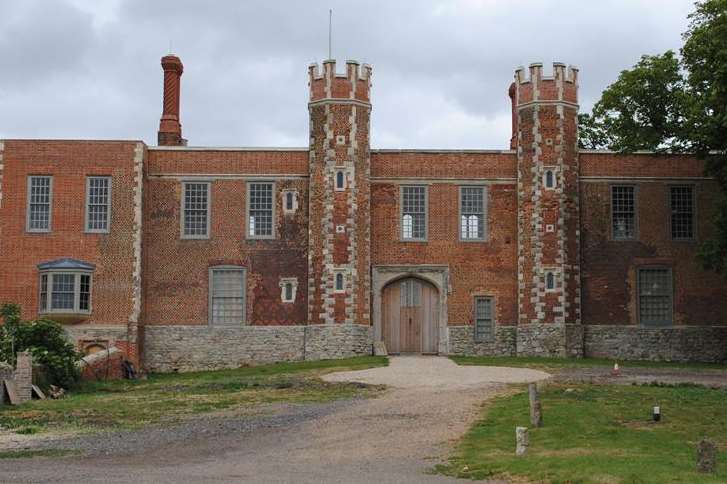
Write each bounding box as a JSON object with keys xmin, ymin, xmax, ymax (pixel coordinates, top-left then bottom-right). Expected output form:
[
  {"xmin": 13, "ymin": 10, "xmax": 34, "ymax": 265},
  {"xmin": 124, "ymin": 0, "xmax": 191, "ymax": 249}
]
[{"xmin": 1, "ymin": 55, "xmax": 726, "ymax": 374}]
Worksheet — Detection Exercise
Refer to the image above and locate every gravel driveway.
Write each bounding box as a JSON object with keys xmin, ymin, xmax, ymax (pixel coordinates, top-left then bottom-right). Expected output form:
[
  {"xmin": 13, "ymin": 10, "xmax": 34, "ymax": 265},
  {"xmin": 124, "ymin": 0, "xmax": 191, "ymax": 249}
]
[{"xmin": 3, "ymin": 356, "xmax": 549, "ymax": 484}]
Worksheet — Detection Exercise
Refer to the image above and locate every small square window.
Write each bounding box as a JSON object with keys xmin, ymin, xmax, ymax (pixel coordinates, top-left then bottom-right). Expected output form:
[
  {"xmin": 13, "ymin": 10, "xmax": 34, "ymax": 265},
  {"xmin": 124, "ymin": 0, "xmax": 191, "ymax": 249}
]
[{"xmin": 279, "ymin": 277, "xmax": 298, "ymax": 303}]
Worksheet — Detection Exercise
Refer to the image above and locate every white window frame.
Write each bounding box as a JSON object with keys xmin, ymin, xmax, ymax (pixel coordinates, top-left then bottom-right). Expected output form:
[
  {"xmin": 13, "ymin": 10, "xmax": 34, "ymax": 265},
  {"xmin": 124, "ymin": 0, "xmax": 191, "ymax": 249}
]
[
  {"xmin": 38, "ymin": 270, "xmax": 93, "ymax": 315},
  {"xmin": 611, "ymin": 184, "xmax": 638, "ymax": 241},
  {"xmin": 400, "ymin": 185, "xmax": 428, "ymax": 241},
  {"xmin": 181, "ymin": 181, "xmax": 211, "ymax": 239},
  {"xmin": 85, "ymin": 176, "xmax": 112, "ymax": 233},
  {"xmin": 669, "ymin": 184, "xmax": 696, "ymax": 241},
  {"xmin": 459, "ymin": 185, "xmax": 487, "ymax": 242},
  {"xmin": 247, "ymin": 181, "xmax": 276, "ymax": 239},
  {"xmin": 26, "ymin": 175, "xmax": 53, "ymax": 233},
  {"xmin": 208, "ymin": 265, "xmax": 247, "ymax": 326}
]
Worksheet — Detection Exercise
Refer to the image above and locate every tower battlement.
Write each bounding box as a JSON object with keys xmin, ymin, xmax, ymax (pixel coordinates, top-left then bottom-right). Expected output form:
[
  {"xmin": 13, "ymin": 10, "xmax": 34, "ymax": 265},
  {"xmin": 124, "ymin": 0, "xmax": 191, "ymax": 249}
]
[
  {"xmin": 308, "ymin": 59, "xmax": 372, "ymax": 104},
  {"xmin": 513, "ymin": 62, "xmax": 578, "ymax": 106}
]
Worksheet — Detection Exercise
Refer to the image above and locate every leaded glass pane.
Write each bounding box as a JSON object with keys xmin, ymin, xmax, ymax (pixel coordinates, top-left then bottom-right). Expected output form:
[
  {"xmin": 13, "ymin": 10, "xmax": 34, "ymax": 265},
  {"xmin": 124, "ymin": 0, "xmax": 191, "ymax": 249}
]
[
  {"xmin": 183, "ymin": 183, "xmax": 209, "ymax": 237},
  {"xmin": 211, "ymin": 269, "xmax": 245, "ymax": 325},
  {"xmin": 51, "ymin": 274, "xmax": 75, "ymax": 310},
  {"xmin": 612, "ymin": 186, "xmax": 635, "ymax": 239},
  {"xmin": 638, "ymin": 268, "xmax": 672, "ymax": 326},
  {"xmin": 671, "ymin": 186, "xmax": 694, "ymax": 239},
  {"xmin": 87, "ymin": 177, "xmax": 110, "ymax": 231},
  {"xmin": 402, "ymin": 186, "xmax": 426, "ymax": 240},
  {"xmin": 249, "ymin": 183, "xmax": 273, "ymax": 237},
  {"xmin": 474, "ymin": 297, "xmax": 493, "ymax": 342},
  {"xmin": 28, "ymin": 176, "xmax": 51, "ymax": 231},
  {"xmin": 460, "ymin": 187, "xmax": 485, "ymax": 239}
]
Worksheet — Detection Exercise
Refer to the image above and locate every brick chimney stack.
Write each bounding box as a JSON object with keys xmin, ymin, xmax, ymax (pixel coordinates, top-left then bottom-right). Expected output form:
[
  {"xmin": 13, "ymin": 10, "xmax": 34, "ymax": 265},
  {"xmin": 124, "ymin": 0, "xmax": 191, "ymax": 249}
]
[{"xmin": 157, "ymin": 55, "xmax": 186, "ymax": 146}]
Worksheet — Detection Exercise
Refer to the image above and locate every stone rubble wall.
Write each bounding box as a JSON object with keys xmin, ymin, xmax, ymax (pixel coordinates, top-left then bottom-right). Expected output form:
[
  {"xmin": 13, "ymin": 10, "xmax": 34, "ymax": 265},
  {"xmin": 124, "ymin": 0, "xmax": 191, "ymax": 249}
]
[
  {"xmin": 447, "ymin": 325, "xmax": 517, "ymax": 356},
  {"xmin": 516, "ymin": 324, "xmax": 567, "ymax": 357},
  {"xmin": 583, "ymin": 325, "xmax": 727, "ymax": 363},
  {"xmin": 143, "ymin": 324, "xmax": 372, "ymax": 373}
]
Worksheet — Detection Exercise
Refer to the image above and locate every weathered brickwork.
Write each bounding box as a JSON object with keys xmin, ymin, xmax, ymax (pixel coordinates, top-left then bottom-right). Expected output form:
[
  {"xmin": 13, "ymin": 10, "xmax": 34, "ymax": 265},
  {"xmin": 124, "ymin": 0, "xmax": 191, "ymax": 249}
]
[
  {"xmin": 513, "ymin": 63, "xmax": 581, "ymax": 357},
  {"xmin": 1, "ymin": 56, "xmax": 726, "ymax": 374},
  {"xmin": 307, "ymin": 60, "xmax": 372, "ymax": 327}
]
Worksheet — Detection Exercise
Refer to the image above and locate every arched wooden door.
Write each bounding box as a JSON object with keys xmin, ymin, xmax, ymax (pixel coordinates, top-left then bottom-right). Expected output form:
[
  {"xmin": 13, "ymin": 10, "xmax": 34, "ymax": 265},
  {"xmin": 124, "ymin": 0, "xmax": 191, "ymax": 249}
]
[{"xmin": 381, "ymin": 278, "xmax": 439, "ymax": 354}]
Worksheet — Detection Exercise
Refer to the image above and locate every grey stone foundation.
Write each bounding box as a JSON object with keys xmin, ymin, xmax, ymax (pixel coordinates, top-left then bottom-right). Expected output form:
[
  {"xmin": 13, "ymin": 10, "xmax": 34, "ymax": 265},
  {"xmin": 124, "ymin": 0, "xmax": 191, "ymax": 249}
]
[
  {"xmin": 583, "ymin": 325, "xmax": 727, "ymax": 363},
  {"xmin": 143, "ymin": 324, "xmax": 373, "ymax": 373},
  {"xmin": 517, "ymin": 324, "xmax": 567, "ymax": 357},
  {"xmin": 447, "ymin": 325, "xmax": 516, "ymax": 356}
]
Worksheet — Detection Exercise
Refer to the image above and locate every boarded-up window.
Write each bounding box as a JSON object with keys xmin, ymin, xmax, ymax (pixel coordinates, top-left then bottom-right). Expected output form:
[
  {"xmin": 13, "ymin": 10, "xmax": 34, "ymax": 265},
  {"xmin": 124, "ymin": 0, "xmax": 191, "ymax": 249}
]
[
  {"xmin": 638, "ymin": 268, "xmax": 672, "ymax": 326},
  {"xmin": 210, "ymin": 267, "xmax": 245, "ymax": 325},
  {"xmin": 474, "ymin": 297, "xmax": 494, "ymax": 342}
]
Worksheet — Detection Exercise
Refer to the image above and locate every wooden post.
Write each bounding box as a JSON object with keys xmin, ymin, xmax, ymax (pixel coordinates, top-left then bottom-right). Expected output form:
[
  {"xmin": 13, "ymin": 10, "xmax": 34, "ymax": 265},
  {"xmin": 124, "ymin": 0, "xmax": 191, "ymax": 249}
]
[
  {"xmin": 516, "ymin": 426, "xmax": 529, "ymax": 456},
  {"xmin": 697, "ymin": 438, "xmax": 717, "ymax": 473},
  {"xmin": 529, "ymin": 383, "xmax": 543, "ymax": 427}
]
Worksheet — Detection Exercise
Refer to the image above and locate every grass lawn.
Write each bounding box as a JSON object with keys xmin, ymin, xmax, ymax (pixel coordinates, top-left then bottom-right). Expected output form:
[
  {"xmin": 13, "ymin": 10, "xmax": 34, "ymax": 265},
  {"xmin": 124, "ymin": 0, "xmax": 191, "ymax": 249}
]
[
  {"xmin": 0, "ymin": 356, "xmax": 387, "ymax": 436},
  {"xmin": 435, "ymin": 383, "xmax": 727, "ymax": 483},
  {"xmin": 450, "ymin": 355, "xmax": 727, "ymax": 372}
]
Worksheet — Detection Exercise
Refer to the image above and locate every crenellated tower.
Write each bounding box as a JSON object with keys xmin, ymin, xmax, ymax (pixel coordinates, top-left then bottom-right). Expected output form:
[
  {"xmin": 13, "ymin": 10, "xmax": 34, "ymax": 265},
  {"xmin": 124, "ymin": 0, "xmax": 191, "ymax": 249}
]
[
  {"xmin": 513, "ymin": 62, "xmax": 582, "ymax": 357},
  {"xmin": 307, "ymin": 60, "xmax": 372, "ymax": 328}
]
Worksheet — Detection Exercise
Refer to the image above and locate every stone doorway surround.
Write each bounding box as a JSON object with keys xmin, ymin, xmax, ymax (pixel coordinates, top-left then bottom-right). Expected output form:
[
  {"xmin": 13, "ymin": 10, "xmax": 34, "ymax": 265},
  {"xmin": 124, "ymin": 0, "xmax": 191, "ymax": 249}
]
[{"xmin": 372, "ymin": 265, "xmax": 450, "ymax": 355}]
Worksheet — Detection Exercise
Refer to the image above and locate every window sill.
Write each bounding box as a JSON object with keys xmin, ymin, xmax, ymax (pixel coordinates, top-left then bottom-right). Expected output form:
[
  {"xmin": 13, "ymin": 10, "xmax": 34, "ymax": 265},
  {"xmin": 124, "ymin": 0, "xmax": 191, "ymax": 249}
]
[{"xmin": 39, "ymin": 311, "xmax": 91, "ymax": 324}]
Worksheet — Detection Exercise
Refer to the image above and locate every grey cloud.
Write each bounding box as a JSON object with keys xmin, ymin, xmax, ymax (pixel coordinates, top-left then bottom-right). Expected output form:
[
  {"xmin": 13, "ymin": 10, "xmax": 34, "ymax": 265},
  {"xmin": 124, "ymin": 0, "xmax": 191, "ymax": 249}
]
[{"xmin": 0, "ymin": 0, "xmax": 695, "ymax": 148}]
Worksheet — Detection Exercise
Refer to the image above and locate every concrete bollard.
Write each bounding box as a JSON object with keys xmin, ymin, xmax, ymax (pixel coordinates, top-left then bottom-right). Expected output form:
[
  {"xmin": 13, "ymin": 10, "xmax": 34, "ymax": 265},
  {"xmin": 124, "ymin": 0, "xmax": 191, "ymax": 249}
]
[
  {"xmin": 516, "ymin": 426, "xmax": 529, "ymax": 456},
  {"xmin": 529, "ymin": 383, "xmax": 543, "ymax": 427},
  {"xmin": 697, "ymin": 438, "xmax": 717, "ymax": 473}
]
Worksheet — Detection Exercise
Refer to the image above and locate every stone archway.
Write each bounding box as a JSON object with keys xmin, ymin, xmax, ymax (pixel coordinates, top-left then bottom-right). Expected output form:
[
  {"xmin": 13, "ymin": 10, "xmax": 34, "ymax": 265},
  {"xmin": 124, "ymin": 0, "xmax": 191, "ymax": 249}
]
[{"xmin": 372, "ymin": 265, "xmax": 450, "ymax": 355}]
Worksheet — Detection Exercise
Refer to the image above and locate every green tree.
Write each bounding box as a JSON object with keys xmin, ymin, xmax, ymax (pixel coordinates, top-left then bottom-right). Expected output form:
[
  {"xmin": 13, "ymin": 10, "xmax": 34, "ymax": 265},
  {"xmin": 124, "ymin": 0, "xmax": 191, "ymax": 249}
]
[
  {"xmin": 0, "ymin": 303, "xmax": 81, "ymax": 388},
  {"xmin": 682, "ymin": 0, "xmax": 727, "ymax": 272},
  {"xmin": 579, "ymin": 0, "xmax": 727, "ymax": 273},
  {"xmin": 578, "ymin": 51, "xmax": 690, "ymax": 152}
]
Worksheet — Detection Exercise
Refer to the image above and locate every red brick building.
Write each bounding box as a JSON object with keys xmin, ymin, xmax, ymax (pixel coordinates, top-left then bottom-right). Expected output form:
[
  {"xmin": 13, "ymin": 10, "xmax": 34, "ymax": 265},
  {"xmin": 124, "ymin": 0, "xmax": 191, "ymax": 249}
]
[{"xmin": 1, "ymin": 56, "xmax": 725, "ymax": 372}]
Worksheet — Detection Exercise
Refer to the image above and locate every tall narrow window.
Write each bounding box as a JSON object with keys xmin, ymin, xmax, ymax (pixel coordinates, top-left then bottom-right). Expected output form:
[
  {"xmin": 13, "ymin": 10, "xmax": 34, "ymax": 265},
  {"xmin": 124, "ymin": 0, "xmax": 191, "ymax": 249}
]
[
  {"xmin": 474, "ymin": 296, "xmax": 494, "ymax": 343},
  {"xmin": 39, "ymin": 274, "xmax": 48, "ymax": 312},
  {"xmin": 27, "ymin": 176, "xmax": 52, "ymax": 232},
  {"xmin": 335, "ymin": 170, "xmax": 346, "ymax": 191},
  {"xmin": 612, "ymin": 185, "xmax": 636, "ymax": 240},
  {"xmin": 86, "ymin": 176, "xmax": 111, "ymax": 232},
  {"xmin": 209, "ymin": 266, "xmax": 246, "ymax": 326},
  {"xmin": 286, "ymin": 191, "xmax": 294, "ymax": 211},
  {"xmin": 544, "ymin": 169, "xmax": 555, "ymax": 189},
  {"xmin": 460, "ymin": 186, "xmax": 486, "ymax": 240},
  {"xmin": 638, "ymin": 268, "xmax": 672, "ymax": 326},
  {"xmin": 182, "ymin": 182, "xmax": 210, "ymax": 238},
  {"xmin": 545, "ymin": 271, "xmax": 556, "ymax": 291},
  {"xmin": 248, "ymin": 182, "xmax": 274, "ymax": 238},
  {"xmin": 670, "ymin": 186, "xmax": 694, "ymax": 240},
  {"xmin": 401, "ymin": 186, "xmax": 427, "ymax": 240},
  {"xmin": 335, "ymin": 272, "xmax": 345, "ymax": 293}
]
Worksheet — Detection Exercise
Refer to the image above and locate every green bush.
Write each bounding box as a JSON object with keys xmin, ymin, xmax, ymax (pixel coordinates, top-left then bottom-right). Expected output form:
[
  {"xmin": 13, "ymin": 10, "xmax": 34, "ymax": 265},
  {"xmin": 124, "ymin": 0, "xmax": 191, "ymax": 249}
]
[{"xmin": 0, "ymin": 303, "xmax": 81, "ymax": 388}]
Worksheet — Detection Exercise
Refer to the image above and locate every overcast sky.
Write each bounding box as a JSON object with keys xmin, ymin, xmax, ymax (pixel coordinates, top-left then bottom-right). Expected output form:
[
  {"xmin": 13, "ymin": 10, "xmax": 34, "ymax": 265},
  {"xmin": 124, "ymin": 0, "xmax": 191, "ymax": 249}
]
[{"xmin": 0, "ymin": 0, "xmax": 695, "ymax": 149}]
